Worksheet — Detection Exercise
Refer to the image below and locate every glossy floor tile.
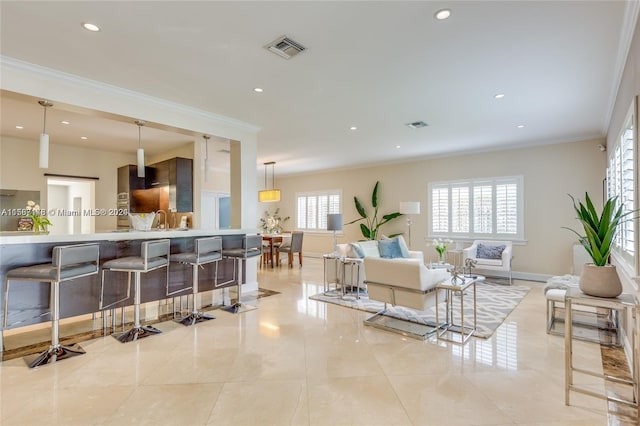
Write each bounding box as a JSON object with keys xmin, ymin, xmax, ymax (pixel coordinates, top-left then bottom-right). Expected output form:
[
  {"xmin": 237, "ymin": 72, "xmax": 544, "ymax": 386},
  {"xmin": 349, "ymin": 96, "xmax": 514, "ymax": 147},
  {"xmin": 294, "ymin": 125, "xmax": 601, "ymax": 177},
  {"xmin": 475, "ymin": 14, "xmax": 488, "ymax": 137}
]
[{"xmin": 0, "ymin": 257, "xmax": 632, "ymax": 425}]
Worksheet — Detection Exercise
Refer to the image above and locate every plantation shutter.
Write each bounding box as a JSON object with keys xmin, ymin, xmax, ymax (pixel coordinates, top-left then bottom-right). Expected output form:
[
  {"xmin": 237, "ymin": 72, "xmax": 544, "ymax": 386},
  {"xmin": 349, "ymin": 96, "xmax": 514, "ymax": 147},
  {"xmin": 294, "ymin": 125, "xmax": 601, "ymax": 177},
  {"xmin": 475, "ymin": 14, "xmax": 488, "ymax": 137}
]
[
  {"xmin": 473, "ymin": 184, "xmax": 492, "ymax": 234},
  {"xmin": 431, "ymin": 186, "xmax": 449, "ymax": 233},
  {"xmin": 295, "ymin": 190, "xmax": 342, "ymax": 231}
]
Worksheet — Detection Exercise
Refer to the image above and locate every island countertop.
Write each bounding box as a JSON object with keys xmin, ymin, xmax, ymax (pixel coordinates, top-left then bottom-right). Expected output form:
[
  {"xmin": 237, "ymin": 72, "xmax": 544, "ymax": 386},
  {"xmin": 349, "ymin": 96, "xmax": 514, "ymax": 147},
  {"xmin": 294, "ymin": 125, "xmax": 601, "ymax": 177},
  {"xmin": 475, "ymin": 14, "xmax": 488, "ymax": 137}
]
[{"xmin": 0, "ymin": 228, "xmax": 258, "ymax": 245}]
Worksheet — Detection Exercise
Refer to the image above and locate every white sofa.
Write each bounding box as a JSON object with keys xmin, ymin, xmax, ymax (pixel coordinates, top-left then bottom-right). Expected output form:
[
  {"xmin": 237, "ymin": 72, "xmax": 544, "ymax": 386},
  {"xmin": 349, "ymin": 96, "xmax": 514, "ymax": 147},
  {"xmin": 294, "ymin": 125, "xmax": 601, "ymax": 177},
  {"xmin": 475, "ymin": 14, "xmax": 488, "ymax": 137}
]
[
  {"xmin": 326, "ymin": 239, "xmax": 423, "ymax": 290},
  {"xmin": 463, "ymin": 240, "xmax": 513, "ymax": 284},
  {"xmin": 364, "ymin": 257, "xmax": 449, "ymax": 311}
]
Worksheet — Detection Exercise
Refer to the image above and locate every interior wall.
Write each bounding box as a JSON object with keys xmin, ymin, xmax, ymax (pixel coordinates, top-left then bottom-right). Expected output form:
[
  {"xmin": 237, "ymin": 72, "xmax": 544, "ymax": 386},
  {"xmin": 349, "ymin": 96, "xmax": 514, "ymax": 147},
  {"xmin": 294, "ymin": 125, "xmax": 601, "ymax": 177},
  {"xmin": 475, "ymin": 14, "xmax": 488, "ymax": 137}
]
[
  {"xmin": 274, "ymin": 138, "xmax": 605, "ymax": 278},
  {"xmin": 0, "ymin": 135, "xmax": 135, "ymax": 231}
]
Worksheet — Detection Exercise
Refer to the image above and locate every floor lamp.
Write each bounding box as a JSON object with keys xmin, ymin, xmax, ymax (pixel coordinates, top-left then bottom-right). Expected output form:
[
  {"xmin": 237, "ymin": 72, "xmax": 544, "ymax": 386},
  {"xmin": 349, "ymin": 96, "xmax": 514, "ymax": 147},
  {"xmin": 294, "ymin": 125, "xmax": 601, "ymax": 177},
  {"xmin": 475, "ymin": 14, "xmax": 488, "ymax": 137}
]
[
  {"xmin": 327, "ymin": 213, "xmax": 343, "ymax": 256},
  {"xmin": 399, "ymin": 202, "xmax": 420, "ymax": 249}
]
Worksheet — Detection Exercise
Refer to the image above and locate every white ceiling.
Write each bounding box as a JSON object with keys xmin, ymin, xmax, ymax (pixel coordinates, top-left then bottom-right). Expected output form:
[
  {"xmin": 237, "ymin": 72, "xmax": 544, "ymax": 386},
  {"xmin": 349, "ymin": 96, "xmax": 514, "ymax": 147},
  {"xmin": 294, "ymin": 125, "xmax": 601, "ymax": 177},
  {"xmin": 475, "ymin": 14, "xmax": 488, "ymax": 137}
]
[{"xmin": 0, "ymin": 1, "xmax": 634, "ymax": 176}]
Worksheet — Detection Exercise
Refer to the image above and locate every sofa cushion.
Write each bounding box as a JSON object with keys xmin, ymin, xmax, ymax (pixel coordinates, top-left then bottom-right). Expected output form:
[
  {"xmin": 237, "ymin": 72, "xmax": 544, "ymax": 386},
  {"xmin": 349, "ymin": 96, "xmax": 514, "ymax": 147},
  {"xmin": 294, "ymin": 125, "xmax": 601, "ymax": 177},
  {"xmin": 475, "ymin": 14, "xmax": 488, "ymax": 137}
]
[
  {"xmin": 475, "ymin": 258, "xmax": 503, "ymax": 267},
  {"xmin": 359, "ymin": 240, "xmax": 380, "ymax": 257},
  {"xmin": 476, "ymin": 243, "xmax": 506, "ymax": 259}
]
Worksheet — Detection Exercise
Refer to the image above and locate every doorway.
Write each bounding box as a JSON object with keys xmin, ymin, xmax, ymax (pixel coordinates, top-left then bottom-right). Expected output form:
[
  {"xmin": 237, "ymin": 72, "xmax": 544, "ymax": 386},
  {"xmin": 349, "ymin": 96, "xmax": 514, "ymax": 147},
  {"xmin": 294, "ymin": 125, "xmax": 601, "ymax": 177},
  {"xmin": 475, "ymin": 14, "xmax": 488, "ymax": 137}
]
[
  {"xmin": 201, "ymin": 191, "xmax": 230, "ymax": 230},
  {"xmin": 47, "ymin": 178, "xmax": 95, "ymax": 234}
]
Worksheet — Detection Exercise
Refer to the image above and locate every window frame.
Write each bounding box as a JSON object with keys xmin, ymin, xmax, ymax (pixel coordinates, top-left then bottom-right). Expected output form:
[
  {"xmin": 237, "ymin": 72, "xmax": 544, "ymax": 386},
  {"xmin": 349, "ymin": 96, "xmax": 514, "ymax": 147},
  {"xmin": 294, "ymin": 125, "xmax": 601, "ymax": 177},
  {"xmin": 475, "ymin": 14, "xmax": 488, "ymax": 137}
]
[
  {"xmin": 295, "ymin": 189, "xmax": 342, "ymax": 233},
  {"xmin": 428, "ymin": 175, "xmax": 525, "ymax": 241}
]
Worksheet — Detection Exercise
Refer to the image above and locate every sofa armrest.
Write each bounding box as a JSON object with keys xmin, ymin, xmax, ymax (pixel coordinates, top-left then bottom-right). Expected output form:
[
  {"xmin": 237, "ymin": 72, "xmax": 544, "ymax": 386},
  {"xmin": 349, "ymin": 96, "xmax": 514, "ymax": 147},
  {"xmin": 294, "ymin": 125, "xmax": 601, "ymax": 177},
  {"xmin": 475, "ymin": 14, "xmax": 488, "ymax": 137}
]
[
  {"xmin": 463, "ymin": 245, "xmax": 477, "ymax": 260},
  {"xmin": 408, "ymin": 250, "xmax": 423, "ymax": 260}
]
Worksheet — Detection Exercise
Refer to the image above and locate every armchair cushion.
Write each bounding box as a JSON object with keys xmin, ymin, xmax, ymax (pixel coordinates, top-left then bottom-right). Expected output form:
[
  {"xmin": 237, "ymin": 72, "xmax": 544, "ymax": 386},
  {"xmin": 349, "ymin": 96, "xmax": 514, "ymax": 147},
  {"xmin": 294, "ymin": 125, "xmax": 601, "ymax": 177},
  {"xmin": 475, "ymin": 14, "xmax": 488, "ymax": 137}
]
[{"xmin": 359, "ymin": 240, "xmax": 381, "ymax": 258}]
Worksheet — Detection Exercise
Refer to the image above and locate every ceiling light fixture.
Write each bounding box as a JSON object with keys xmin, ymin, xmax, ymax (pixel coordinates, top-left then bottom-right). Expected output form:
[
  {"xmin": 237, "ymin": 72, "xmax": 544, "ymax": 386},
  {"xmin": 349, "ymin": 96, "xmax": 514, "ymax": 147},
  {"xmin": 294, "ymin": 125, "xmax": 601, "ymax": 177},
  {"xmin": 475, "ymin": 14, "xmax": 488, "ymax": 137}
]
[
  {"xmin": 406, "ymin": 121, "xmax": 428, "ymax": 129},
  {"xmin": 396, "ymin": 145, "xmax": 401, "ymax": 149},
  {"xmin": 350, "ymin": 126, "xmax": 358, "ymax": 130},
  {"xmin": 80, "ymin": 136, "xmax": 88, "ymax": 140},
  {"xmin": 15, "ymin": 125, "xmax": 24, "ymax": 130},
  {"xmin": 61, "ymin": 120, "xmax": 70, "ymax": 125},
  {"xmin": 434, "ymin": 9, "xmax": 451, "ymax": 20},
  {"xmin": 82, "ymin": 22, "xmax": 100, "ymax": 32},
  {"xmin": 203, "ymin": 134, "xmax": 211, "ymax": 182},
  {"xmin": 494, "ymin": 93, "xmax": 505, "ymax": 99},
  {"xmin": 38, "ymin": 100, "xmax": 53, "ymax": 169},
  {"xmin": 253, "ymin": 87, "xmax": 264, "ymax": 93},
  {"xmin": 517, "ymin": 124, "xmax": 526, "ymax": 128},
  {"xmin": 258, "ymin": 161, "xmax": 281, "ymax": 202},
  {"xmin": 135, "ymin": 120, "xmax": 145, "ymax": 178}
]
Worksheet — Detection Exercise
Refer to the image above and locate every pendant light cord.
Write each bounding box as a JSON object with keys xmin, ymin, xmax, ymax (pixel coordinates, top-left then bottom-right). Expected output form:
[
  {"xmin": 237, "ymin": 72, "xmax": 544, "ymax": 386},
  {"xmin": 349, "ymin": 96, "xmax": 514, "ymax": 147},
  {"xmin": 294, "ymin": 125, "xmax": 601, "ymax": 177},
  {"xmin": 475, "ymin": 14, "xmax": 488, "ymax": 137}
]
[{"xmin": 42, "ymin": 104, "xmax": 47, "ymax": 134}]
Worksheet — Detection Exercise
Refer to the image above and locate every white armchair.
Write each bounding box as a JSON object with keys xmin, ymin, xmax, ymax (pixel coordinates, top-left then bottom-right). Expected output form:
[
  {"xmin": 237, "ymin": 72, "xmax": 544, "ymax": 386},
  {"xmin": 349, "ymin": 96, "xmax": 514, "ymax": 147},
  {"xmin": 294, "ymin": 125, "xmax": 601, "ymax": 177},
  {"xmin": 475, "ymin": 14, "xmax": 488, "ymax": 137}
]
[{"xmin": 463, "ymin": 240, "xmax": 513, "ymax": 284}]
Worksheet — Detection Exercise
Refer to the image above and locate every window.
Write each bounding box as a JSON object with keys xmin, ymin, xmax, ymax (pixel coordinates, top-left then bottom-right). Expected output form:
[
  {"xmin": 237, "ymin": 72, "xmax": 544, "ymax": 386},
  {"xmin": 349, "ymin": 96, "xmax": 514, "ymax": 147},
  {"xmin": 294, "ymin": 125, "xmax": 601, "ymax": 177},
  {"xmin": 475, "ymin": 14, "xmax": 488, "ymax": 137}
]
[
  {"xmin": 608, "ymin": 99, "xmax": 636, "ymax": 268},
  {"xmin": 296, "ymin": 190, "xmax": 341, "ymax": 231},
  {"xmin": 429, "ymin": 176, "xmax": 524, "ymax": 240}
]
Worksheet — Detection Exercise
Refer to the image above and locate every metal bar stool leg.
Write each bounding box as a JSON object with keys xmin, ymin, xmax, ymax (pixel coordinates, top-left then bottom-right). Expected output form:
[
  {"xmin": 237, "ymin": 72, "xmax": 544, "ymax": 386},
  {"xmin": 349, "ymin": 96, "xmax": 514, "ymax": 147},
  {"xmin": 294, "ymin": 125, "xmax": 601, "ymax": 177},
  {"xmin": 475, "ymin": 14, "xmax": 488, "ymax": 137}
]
[
  {"xmin": 24, "ymin": 280, "xmax": 85, "ymax": 368},
  {"xmin": 176, "ymin": 264, "xmax": 215, "ymax": 326},
  {"xmin": 112, "ymin": 272, "xmax": 162, "ymax": 343}
]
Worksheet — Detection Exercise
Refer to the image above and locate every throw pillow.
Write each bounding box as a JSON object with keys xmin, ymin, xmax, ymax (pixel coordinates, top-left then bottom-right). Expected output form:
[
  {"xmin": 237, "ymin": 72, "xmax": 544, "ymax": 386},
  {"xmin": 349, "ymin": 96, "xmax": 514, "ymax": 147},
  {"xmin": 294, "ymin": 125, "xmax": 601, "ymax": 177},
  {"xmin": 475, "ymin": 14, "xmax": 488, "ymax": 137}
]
[
  {"xmin": 378, "ymin": 238, "xmax": 404, "ymax": 258},
  {"xmin": 347, "ymin": 242, "xmax": 365, "ymax": 258},
  {"xmin": 380, "ymin": 235, "xmax": 412, "ymax": 258},
  {"xmin": 358, "ymin": 240, "xmax": 381, "ymax": 257},
  {"xmin": 476, "ymin": 243, "xmax": 506, "ymax": 259}
]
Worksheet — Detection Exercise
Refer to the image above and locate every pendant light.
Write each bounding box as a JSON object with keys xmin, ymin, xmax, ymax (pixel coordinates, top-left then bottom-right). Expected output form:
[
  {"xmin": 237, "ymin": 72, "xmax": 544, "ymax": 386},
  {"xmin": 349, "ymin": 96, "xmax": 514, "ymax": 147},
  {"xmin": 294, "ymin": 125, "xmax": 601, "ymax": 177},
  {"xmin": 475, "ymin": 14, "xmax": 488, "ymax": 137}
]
[
  {"xmin": 38, "ymin": 100, "xmax": 53, "ymax": 169},
  {"xmin": 135, "ymin": 120, "xmax": 145, "ymax": 178},
  {"xmin": 203, "ymin": 134, "xmax": 211, "ymax": 182},
  {"xmin": 258, "ymin": 161, "xmax": 281, "ymax": 202}
]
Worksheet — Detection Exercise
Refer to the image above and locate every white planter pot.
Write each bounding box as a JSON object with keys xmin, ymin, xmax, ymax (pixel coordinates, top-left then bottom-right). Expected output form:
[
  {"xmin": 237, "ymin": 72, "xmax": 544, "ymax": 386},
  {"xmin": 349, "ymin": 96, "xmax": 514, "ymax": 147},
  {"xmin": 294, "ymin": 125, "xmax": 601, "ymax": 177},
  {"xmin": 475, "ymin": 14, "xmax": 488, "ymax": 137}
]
[{"xmin": 579, "ymin": 263, "xmax": 623, "ymax": 298}]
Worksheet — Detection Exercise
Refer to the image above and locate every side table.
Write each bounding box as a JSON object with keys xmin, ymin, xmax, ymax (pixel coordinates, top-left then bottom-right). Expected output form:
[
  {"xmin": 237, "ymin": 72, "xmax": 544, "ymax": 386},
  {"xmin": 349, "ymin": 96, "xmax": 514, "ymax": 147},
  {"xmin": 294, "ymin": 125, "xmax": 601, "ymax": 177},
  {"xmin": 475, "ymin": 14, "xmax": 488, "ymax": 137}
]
[
  {"xmin": 435, "ymin": 275, "xmax": 481, "ymax": 344},
  {"xmin": 322, "ymin": 254, "xmax": 341, "ymax": 296},
  {"xmin": 340, "ymin": 257, "xmax": 363, "ymax": 300},
  {"xmin": 564, "ymin": 287, "xmax": 639, "ymax": 418}
]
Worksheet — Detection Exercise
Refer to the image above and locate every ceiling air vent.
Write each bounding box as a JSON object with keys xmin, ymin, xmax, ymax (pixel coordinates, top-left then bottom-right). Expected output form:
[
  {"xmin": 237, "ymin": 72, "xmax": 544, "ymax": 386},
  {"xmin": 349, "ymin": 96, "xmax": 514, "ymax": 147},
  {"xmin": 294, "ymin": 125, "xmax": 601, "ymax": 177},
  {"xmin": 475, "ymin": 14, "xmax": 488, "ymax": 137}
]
[
  {"xmin": 264, "ymin": 35, "xmax": 306, "ymax": 60},
  {"xmin": 406, "ymin": 121, "xmax": 428, "ymax": 129},
  {"xmin": 217, "ymin": 149, "xmax": 231, "ymax": 154}
]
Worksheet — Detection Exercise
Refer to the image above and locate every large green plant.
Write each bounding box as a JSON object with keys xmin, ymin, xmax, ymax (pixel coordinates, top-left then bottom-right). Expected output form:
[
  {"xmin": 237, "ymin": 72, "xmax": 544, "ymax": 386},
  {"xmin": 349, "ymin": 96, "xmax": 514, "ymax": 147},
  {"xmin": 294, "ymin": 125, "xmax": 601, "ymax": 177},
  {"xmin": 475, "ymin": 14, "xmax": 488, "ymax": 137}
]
[
  {"xmin": 345, "ymin": 181, "xmax": 402, "ymax": 240},
  {"xmin": 564, "ymin": 192, "xmax": 634, "ymax": 266}
]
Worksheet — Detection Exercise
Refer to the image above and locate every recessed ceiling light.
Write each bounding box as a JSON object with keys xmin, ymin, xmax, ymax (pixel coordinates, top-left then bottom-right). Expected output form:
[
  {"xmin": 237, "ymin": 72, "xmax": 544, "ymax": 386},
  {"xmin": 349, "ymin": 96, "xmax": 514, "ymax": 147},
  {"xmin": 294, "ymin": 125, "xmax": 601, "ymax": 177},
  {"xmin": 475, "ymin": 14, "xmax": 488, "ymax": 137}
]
[
  {"xmin": 15, "ymin": 125, "xmax": 24, "ymax": 129},
  {"xmin": 517, "ymin": 124, "xmax": 526, "ymax": 129},
  {"xmin": 494, "ymin": 93, "xmax": 505, "ymax": 99},
  {"xmin": 253, "ymin": 87, "xmax": 263, "ymax": 93},
  {"xmin": 80, "ymin": 136, "xmax": 88, "ymax": 140},
  {"xmin": 396, "ymin": 145, "xmax": 401, "ymax": 149},
  {"xmin": 434, "ymin": 9, "xmax": 451, "ymax": 20},
  {"xmin": 350, "ymin": 126, "xmax": 358, "ymax": 131},
  {"xmin": 82, "ymin": 22, "xmax": 100, "ymax": 32},
  {"xmin": 61, "ymin": 120, "xmax": 70, "ymax": 125}
]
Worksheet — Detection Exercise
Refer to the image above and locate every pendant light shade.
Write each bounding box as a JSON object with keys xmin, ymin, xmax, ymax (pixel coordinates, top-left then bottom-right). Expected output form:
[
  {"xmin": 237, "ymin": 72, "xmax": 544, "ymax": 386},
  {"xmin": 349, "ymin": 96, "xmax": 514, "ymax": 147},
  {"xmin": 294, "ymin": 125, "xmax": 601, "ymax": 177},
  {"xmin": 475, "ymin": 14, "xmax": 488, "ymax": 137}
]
[
  {"xmin": 258, "ymin": 161, "xmax": 281, "ymax": 202},
  {"xmin": 38, "ymin": 100, "xmax": 53, "ymax": 169},
  {"xmin": 203, "ymin": 134, "xmax": 211, "ymax": 183},
  {"xmin": 135, "ymin": 120, "xmax": 145, "ymax": 178}
]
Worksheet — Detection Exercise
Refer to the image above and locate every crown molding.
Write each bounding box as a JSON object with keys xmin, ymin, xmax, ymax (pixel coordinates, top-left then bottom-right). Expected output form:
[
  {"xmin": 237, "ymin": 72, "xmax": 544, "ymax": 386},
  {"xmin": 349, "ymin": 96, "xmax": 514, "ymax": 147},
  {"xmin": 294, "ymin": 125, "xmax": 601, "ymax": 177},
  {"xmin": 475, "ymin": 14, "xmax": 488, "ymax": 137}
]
[
  {"xmin": 602, "ymin": 0, "xmax": 640, "ymax": 134},
  {"xmin": 0, "ymin": 55, "xmax": 261, "ymax": 134}
]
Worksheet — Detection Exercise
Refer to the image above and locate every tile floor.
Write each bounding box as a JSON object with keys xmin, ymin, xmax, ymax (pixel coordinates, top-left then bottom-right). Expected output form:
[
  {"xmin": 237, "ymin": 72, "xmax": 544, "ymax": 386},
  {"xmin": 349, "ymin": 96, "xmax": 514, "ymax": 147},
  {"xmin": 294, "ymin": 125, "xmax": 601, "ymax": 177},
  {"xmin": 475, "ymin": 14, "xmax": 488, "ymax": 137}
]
[{"xmin": 0, "ymin": 258, "xmax": 633, "ymax": 425}]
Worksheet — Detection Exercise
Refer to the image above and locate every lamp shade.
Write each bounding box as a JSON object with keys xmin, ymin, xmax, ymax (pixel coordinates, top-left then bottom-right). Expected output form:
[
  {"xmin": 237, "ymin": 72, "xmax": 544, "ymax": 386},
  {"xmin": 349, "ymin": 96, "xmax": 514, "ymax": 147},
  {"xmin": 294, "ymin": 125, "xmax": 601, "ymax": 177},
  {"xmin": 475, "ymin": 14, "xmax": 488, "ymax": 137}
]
[
  {"xmin": 327, "ymin": 213, "xmax": 343, "ymax": 231},
  {"xmin": 399, "ymin": 201, "xmax": 420, "ymax": 215},
  {"xmin": 39, "ymin": 133, "xmax": 49, "ymax": 169},
  {"xmin": 137, "ymin": 148, "xmax": 145, "ymax": 178},
  {"xmin": 258, "ymin": 189, "xmax": 281, "ymax": 202}
]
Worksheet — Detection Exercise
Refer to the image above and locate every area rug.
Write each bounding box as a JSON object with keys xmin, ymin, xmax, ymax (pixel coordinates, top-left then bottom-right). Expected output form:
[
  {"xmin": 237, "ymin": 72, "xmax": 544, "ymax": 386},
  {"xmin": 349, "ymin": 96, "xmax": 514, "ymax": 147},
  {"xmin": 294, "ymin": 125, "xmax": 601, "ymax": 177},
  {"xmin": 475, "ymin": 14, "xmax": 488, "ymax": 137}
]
[{"xmin": 309, "ymin": 281, "xmax": 530, "ymax": 338}]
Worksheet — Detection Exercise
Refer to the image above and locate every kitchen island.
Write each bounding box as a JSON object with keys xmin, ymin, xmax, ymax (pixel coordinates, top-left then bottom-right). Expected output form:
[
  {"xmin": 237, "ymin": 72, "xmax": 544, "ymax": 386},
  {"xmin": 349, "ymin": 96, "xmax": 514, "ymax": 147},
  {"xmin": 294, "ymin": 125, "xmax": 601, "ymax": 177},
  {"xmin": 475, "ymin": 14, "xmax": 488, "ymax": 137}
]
[{"xmin": 0, "ymin": 229, "xmax": 259, "ymax": 354}]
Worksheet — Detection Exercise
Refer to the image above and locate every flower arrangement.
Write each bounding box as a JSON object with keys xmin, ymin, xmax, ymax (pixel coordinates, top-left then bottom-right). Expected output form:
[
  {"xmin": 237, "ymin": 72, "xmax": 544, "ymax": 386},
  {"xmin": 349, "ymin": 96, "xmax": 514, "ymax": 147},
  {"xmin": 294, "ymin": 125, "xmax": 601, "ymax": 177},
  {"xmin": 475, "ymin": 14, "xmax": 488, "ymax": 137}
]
[
  {"xmin": 259, "ymin": 208, "xmax": 290, "ymax": 234},
  {"xmin": 24, "ymin": 200, "xmax": 52, "ymax": 233},
  {"xmin": 432, "ymin": 238, "xmax": 453, "ymax": 263}
]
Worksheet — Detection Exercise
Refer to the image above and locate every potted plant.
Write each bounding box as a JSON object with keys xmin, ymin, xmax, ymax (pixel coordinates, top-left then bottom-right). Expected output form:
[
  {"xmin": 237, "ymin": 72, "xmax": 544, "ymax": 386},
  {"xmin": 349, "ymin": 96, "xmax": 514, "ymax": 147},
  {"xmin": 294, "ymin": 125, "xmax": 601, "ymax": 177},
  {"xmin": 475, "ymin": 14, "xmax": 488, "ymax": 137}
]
[
  {"xmin": 345, "ymin": 181, "xmax": 402, "ymax": 240},
  {"xmin": 564, "ymin": 192, "xmax": 634, "ymax": 297}
]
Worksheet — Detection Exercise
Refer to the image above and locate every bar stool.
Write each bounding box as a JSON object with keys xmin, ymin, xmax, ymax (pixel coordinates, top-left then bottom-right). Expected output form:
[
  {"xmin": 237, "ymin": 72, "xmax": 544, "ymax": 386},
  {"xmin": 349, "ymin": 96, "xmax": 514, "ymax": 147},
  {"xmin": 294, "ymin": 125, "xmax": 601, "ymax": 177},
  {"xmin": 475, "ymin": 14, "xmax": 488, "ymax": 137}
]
[
  {"xmin": 221, "ymin": 234, "xmax": 262, "ymax": 313},
  {"xmin": 3, "ymin": 243, "xmax": 100, "ymax": 368},
  {"xmin": 100, "ymin": 239, "xmax": 170, "ymax": 343},
  {"xmin": 170, "ymin": 236, "xmax": 222, "ymax": 326}
]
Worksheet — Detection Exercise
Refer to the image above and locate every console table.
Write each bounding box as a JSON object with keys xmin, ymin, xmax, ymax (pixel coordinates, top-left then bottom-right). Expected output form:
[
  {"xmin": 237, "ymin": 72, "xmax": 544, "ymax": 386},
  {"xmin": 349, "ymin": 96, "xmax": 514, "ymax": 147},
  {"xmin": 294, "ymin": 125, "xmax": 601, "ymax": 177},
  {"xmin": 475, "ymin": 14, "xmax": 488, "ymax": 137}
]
[{"xmin": 564, "ymin": 287, "xmax": 639, "ymax": 418}]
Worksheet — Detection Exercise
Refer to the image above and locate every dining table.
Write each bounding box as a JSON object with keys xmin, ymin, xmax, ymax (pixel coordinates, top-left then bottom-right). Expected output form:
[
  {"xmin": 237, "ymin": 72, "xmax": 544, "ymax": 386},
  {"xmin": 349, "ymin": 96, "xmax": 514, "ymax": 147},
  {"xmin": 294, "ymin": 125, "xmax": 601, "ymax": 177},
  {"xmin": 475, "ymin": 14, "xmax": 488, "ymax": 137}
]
[{"xmin": 262, "ymin": 234, "xmax": 283, "ymax": 268}]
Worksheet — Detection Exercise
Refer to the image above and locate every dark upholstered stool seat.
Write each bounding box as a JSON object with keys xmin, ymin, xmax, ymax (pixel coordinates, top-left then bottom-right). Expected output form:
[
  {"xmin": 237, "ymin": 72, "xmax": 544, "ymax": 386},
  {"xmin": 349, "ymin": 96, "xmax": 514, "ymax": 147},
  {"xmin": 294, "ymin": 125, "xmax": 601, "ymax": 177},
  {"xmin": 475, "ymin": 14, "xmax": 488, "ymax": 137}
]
[
  {"xmin": 3, "ymin": 242, "xmax": 100, "ymax": 368},
  {"xmin": 169, "ymin": 236, "xmax": 223, "ymax": 326},
  {"xmin": 221, "ymin": 247, "xmax": 261, "ymax": 258},
  {"xmin": 102, "ymin": 256, "xmax": 167, "ymax": 271},
  {"xmin": 100, "ymin": 239, "xmax": 170, "ymax": 343}
]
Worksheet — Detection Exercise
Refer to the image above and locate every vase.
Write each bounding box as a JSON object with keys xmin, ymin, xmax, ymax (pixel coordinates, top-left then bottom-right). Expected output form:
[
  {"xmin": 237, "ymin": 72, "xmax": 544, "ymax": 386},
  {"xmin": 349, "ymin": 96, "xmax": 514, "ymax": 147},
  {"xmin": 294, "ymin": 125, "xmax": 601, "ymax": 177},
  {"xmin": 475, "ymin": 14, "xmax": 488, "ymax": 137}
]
[
  {"xmin": 579, "ymin": 263, "xmax": 623, "ymax": 298},
  {"xmin": 438, "ymin": 252, "xmax": 446, "ymax": 264}
]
